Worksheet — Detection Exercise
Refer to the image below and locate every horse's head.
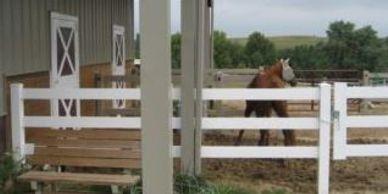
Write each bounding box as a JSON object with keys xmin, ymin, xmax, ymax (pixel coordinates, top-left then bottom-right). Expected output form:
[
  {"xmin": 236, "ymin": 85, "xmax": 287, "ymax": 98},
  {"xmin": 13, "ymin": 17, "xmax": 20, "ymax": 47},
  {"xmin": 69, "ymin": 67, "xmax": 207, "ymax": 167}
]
[{"xmin": 279, "ymin": 58, "xmax": 297, "ymax": 86}]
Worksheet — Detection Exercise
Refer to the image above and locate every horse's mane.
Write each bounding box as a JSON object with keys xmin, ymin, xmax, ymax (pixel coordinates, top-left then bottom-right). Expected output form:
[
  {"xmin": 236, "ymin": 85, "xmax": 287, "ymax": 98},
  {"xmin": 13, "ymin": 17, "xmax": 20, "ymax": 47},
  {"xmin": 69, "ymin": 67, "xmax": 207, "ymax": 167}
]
[{"xmin": 247, "ymin": 76, "xmax": 257, "ymax": 88}]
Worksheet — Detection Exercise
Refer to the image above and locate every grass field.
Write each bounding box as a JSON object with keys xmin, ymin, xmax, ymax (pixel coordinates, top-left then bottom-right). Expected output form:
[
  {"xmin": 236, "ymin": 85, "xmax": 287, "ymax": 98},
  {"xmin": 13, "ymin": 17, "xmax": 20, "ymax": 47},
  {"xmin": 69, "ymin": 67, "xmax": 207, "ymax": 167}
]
[{"xmin": 230, "ymin": 35, "xmax": 327, "ymax": 50}]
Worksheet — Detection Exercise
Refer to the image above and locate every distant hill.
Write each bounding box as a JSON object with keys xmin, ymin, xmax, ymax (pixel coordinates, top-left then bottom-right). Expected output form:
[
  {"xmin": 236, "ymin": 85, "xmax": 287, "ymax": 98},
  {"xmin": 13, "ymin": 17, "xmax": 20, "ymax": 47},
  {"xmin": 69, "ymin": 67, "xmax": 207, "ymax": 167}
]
[{"xmin": 230, "ymin": 35, "xmax": 327, "ymax": 50}]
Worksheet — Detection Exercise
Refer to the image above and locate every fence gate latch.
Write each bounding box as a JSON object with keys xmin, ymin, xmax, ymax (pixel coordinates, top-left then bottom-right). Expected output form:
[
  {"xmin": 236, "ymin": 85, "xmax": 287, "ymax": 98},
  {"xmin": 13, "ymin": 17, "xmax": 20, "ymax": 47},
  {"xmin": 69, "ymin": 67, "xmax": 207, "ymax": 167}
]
[{"xmin": 332, "ymin": 110, "xmax": 340, "ymax": 119}]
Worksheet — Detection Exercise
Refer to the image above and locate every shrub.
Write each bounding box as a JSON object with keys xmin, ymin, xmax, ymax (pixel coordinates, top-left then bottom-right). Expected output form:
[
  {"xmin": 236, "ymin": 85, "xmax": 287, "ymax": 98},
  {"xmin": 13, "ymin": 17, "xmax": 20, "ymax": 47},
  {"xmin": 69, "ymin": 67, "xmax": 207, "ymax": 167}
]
[
  {"xmin": 128, "ymin": 173, "xmax": 289, "ymax": 194},
  {"xmin": 174, "ymin": 173, "xmax": 208, "ymax": 194},
  {"xmin": 0, "ymin": 153, "xmax": 27, "ymax": 194}
]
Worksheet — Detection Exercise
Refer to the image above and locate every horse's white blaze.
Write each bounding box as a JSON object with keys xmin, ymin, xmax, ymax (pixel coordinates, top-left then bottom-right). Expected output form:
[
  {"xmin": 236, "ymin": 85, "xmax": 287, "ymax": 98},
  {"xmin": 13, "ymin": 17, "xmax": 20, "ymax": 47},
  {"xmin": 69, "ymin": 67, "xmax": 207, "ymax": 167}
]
[{"xmin": 281, "ymin": 58, "xmax": 295, "ymax": 81}]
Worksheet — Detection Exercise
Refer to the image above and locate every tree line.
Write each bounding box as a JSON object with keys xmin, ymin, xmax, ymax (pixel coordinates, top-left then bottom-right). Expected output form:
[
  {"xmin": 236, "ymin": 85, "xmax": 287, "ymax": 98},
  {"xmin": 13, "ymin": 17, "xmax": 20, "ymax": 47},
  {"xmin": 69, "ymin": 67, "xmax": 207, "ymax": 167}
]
[{"xmin": 135, "ymin": 21, "xmax": 388, "ymax": 71}]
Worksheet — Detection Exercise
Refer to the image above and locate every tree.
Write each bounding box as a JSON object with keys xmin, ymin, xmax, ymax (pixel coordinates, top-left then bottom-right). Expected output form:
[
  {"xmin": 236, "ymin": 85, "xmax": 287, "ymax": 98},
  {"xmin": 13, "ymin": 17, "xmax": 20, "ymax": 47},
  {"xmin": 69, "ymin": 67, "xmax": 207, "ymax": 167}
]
[
  {"xmin": 171, "ymin": 33, "xmax": 181, "ymax": 69},
  {"xmin": 228, "ymin": 41, "xmax": 245, "ymax": 68},
  {"xmin": 325, "ymin": 21, "xmax": 356, "ymax": 69},
  {"xmin": 377, "ymin": 37, "xmax": 388, "ymax": 71},
  {"xmin": 278, "ymin": 43, "xmax": 329, "ymax": 70},
  {"xmin": 135, "ymin": 33, "xmax": 182, "ymax": 69},
  {"xmin": 134, "ymin": 33, "xmax": 140, "ymax": 59},
  {"xmin": 244, "ymin": 32, "xmax": 276, "ymax": 68},
  {"xmin": 325, "ymin": 21, "xmax": 382, "ymax": 71},
  {"xmin": 213, "ymin": 31, "xmax": 245, "ymax": 68},
  {"xmin": 213, "ymin": 31, "xmax": 232, "ymax": 68},
  {"xmin": 353, "ymin": 26, "xmax": 381, "ymax": 71}
]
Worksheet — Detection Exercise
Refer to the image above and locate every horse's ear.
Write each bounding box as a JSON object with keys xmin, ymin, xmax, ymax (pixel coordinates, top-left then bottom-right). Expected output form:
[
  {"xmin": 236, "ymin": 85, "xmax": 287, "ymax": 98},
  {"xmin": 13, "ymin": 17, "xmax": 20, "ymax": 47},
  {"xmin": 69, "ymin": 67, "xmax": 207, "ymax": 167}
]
[
  {"xmin": 285, "ymin": 58, "xmax": 290, "ymax": 64},
  {"xmin": 280, "ymin": 58, "xmax": 284, "ymax": 63}
]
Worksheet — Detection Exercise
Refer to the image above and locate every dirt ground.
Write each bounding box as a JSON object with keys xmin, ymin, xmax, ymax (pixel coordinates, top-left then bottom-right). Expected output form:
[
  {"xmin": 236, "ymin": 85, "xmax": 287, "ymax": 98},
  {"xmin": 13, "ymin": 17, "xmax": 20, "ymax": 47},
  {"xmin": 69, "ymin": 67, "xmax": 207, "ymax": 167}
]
[{"xmin": 200, "ymin": 101, "xmax": 388, "ymax": 194}]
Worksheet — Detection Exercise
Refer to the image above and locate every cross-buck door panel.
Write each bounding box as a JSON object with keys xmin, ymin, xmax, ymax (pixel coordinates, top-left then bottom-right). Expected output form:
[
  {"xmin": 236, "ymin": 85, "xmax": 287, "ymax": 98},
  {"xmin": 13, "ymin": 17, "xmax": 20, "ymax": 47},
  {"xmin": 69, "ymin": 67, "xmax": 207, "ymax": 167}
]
[
  {"xmin": 50, "ymin": 13, "xmax": 80, "ymax": 120},
  {"xmin": 112, "ymin": 25, "xmax": 126, "ymax": 109}
]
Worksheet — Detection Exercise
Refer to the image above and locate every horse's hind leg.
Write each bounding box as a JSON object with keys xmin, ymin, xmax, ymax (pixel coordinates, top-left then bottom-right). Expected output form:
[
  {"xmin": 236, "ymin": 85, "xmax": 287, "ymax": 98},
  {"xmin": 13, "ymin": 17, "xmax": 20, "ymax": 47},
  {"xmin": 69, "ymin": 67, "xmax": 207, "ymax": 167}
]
[
  {"xmin": 257, "ymin": 103, "xmax": 271, "ymax": 146},
  {"xmin": 235, "ymin": 131, "xmax": 245, "ymax": 146},
  {"xmin": 259, "ymin": 129, "xmax": 270, "ymax": 146},
  {"xmin": 272, "ymin": 101, "xmax": 296, "ymax": 146},
  {"xmin": 235, "ymin": 101, "xmax": 254, "ymax": 145}
]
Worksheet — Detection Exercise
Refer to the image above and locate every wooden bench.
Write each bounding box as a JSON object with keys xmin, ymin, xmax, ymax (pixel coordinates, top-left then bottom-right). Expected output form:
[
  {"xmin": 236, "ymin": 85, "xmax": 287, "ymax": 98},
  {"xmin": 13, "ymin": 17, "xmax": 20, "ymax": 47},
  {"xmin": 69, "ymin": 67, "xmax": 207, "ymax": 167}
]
[{"xmin": 18, "ymin": 128, "xmax": 141, "ymax": 194}]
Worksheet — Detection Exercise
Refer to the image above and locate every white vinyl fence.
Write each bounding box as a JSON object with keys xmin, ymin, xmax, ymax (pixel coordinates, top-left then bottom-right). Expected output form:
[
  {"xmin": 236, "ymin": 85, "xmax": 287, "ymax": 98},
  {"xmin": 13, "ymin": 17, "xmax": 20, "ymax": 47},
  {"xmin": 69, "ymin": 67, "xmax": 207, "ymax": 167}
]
[
  {"xmin": 201, "ymin": 83, "xmax": 332, "ymax": 194},
  {"xmin": 334, "ymin": 83, "xmax": 388, "ymax": 159},
  {"xmin": 10, "ymin": 83, "xmax": 181, "ymax": 163},
  {"xmin": 12, "ymin": 83, "xmax": 332, "ymax": 194}
]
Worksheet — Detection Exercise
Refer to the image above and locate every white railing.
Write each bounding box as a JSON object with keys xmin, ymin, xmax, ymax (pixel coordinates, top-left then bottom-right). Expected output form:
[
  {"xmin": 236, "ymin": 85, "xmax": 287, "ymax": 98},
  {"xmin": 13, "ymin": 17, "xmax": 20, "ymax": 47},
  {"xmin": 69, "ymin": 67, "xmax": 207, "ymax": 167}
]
[
  {"xmin": 10, "ymin": 83, "xmax": 182, "ymax": 162},
  {"xmin": 334, "ymin": 83, "xmax": 388, "ymax": 159},
  {"xmin": 12, "ymin": 83, "xmax": 331, "ymax": 194},
  {"xmin": 13, "ymin": 81, "xmax": 388, "ymax": 194},
  {"xmin": 195, "ymin": 83, "xmax": 332, "ymax": 194}
]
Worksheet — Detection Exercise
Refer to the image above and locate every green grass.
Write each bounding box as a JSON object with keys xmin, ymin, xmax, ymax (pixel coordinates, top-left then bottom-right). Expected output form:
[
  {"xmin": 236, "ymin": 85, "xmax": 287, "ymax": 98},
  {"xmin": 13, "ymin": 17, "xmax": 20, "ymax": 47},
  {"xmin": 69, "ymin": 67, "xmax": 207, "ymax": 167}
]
[
  {"xmin": 205, "ymin": 183, "xmax": 256, "ymax": 194},
  {"xmin": 172, "ymin": 174, "xmax": 291, "ymax": 194},
  {"xmin": 230, "ymin": 35, "xmax": 327, "ymax": 50}
]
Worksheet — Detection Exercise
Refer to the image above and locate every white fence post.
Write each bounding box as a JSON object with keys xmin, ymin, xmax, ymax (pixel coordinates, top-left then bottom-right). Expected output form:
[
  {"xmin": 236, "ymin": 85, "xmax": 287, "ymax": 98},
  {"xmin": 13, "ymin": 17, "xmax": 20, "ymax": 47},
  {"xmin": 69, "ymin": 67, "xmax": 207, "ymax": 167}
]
[
  {"xmin": 362, "ymin": 70, "xmax": 370, "ymax": 86},
  {"xmin": 361, "ymin": 71, "xmax": 371, "ymax": 110},
  {"xmin": 11, "ymin": 83, "xmax": 25, "ymax": 163},
  {"xmin": 318, "ymin": 83, "xmax": 331, "ymax": 194},
  {"xmin": 333, "ymin": 83, "xmax": 347, "ymax": 160}
]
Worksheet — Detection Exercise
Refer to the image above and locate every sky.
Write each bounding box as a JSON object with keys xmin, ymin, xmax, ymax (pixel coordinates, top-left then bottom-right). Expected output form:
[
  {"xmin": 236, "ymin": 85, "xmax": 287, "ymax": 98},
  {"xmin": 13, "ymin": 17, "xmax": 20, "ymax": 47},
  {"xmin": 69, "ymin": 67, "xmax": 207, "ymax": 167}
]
[{"xmin": 134, "ymin": 0, "xmax": 388, "ymax": 38}]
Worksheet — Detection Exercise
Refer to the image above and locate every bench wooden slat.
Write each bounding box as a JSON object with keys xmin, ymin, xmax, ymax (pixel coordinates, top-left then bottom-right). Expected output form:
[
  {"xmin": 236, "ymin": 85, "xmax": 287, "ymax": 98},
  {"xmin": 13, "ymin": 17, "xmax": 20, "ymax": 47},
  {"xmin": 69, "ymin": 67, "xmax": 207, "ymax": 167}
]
[
  {"xmin": 18, "ymin": 171, "xmax": 140, "ymax": 186},
  {"xmin": 29, "ymin": 156, "xmax": 141, "ymax": 169},
  {"xmin": 34, "ymin": 147, "xmax": 141, "ymax": 159},
  {"xmin": 27, "ymin": 139, "xmax": 140, "ymax": 150},
  {"xmin": 26, "ymin": 128, "xmax": 141, "ymax": 141},
  {"xmin": 21, "ymin": 128, "xmax": 142, "ymax": 193},
  {"xmin": 102, "ymin": 108, "xmax": 140, "ymax": 116}
]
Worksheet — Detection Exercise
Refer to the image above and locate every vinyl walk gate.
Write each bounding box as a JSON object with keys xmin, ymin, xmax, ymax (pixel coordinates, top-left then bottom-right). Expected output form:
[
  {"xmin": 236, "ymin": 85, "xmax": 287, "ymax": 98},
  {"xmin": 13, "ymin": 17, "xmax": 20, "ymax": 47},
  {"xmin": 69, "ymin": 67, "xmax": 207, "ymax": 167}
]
[
  {"xmin": 334, "ymin": 83, "xmax": 388, "ymax": 159},
  {"xmin": 195, "ymin": 83, "xmax": 332, "ymax": 194}
]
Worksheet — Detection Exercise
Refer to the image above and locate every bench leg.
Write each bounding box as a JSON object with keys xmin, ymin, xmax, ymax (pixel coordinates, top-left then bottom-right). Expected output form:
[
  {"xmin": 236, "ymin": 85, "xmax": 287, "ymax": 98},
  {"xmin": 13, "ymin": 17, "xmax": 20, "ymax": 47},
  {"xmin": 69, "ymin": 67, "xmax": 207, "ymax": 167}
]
[
  {"xmin": 31, "ymin": 181, "xmax": 44, "ymax": 194},
  {"xmin": 50, "ymin": 183, "xmax": 59, "ymax": 192},
  {"xmin": 111, "ymin": 185, "xmax": 123, "ymax": 194}
]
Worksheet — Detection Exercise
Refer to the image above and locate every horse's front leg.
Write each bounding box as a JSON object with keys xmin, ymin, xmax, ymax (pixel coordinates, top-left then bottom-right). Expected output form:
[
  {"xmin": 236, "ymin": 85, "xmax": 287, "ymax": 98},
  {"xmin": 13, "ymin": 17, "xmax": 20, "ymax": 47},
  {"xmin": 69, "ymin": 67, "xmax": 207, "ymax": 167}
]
[
  {"xmin": 235, "ymin": 130, "xmax": 245, "ymax": 146},
  {"xmin": 282, "ymin": 130, "xmax": 296, "ymax": 146},
  {"xmin": 258, "ymin": 130, "xmax": 270, "ymax": 146},
  {"xmin": 235, "ymin": 101, "xmax": 255, "ymax": 146},
  {"xmin": 257, "ymin": 105, "xmax": 271, "ymax": 146},
  {"xmin": 272, "ymin": 101, "xmax": 296, "ymax": 146}
]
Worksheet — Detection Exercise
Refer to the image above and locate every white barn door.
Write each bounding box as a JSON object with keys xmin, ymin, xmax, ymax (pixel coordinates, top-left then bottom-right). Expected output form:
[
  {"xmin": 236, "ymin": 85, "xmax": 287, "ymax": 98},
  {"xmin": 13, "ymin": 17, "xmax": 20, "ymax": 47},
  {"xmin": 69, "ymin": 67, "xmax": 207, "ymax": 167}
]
[
  {"xmin": 112, "ymin": 25, "xmax": 126, "ymax": 109},
  {"xmin": 50, "ymin": 13, "xmax": 80, "ymax": 119}
]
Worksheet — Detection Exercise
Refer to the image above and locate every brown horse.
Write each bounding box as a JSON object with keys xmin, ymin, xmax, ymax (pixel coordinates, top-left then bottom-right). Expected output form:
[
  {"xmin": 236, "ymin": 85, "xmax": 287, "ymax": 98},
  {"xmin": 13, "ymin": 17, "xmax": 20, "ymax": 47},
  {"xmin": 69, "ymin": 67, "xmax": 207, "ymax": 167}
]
[{"xmin": 235, "ymin": 59, "xmax": 297, "ymax": 146}]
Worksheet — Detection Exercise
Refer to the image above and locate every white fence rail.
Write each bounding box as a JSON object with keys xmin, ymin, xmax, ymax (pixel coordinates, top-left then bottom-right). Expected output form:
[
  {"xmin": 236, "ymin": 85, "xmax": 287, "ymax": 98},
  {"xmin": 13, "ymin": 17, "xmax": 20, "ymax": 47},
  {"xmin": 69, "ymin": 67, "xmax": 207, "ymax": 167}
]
[
  {"xmin": 10, "ymin": 84, "xmax": 181, "ymax": 162},
  {"xmin": 12, "ymin": 83, "xmax": 333, "ymax": 194},
  {"xmin": 11, "ymin": 81, "xmax": 388, "ymax": 194},
  {"xmin": 197, "ymin": 83, "xmax": 332, "ymax": 194},
  {"xmin": 334, "ymin": 83, "xmax": 388, "ymax": 159}
]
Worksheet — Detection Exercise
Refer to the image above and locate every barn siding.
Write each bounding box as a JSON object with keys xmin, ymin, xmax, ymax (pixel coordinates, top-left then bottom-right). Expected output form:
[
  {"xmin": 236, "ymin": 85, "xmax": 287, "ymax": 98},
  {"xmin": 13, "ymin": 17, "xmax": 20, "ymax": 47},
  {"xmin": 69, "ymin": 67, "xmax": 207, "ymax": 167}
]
[
  {"xmin": 0, "ymin": 0, "xmax": 134, "ymax": 115},
  {"xmin": 0, "ymin": 75, "xmax": 4, "ymax": 116},
  {"xmin": 0, "ymin": 0, "xmax": 134, "ymax": 76}
]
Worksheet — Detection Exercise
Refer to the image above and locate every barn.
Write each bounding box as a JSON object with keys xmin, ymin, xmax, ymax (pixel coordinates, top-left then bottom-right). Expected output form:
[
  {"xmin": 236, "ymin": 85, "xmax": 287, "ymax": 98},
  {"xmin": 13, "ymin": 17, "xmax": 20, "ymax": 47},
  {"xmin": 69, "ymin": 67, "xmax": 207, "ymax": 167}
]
[{"xmin": 0, "ymin": 0, "xmax": 135, "ymax": 153}]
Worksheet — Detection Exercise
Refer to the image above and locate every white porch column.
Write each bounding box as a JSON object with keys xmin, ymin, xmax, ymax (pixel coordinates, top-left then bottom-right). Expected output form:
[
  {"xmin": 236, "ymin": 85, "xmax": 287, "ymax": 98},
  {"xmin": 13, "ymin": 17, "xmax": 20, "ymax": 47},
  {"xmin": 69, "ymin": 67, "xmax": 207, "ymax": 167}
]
[
  {"xmin": 181, "ymin": 0, "xmax": 209, "ymax": 175},
  {"xmin": 181, "ymin": 0, "xmax": 197, "ymax": 174},
  {"xmin": 140, "ymin": 0, "xmax": 173, "ymax": 193}
]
